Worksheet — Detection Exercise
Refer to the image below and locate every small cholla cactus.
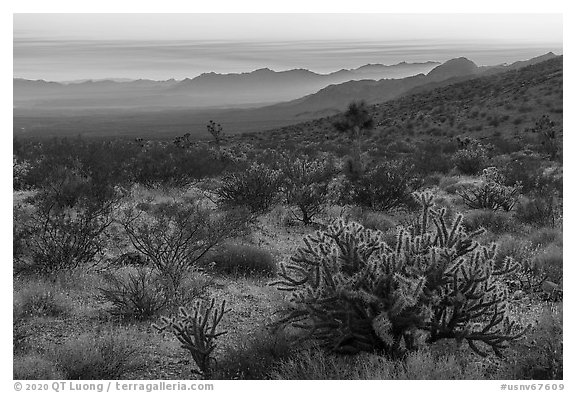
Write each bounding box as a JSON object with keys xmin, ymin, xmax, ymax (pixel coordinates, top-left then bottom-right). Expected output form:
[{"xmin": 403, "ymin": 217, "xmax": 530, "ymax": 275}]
[
  {"xmin": 153, "ymin": 298, "xmax": 228, "ymax": 379},
  {"xmin": 271, "ymin": 192, "xmax": 525, "ymax": 358},
  {"xmin": 459, "ymin": 167, "xmax": 521, "ymax": 211}
]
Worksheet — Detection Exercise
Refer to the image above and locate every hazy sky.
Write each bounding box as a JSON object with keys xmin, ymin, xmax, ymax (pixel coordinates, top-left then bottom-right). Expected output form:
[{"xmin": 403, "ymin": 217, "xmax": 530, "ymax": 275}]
[{"xmin": 13, "ymin": 14, "xmax": 563, "ymax": 81}]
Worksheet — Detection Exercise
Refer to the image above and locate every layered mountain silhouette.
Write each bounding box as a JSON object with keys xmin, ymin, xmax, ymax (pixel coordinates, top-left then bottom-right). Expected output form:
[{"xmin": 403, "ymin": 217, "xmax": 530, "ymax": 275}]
[
  {"xmin": 13, "ymin": 53, "xmax": 559, "ymax": 137},
  {"xmin": 14, "ymin": 61, "xmax": 439, "ymax": 110}
]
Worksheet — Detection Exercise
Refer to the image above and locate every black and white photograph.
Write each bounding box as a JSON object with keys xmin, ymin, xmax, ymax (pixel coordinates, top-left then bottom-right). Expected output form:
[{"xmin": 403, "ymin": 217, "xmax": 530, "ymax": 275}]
[{"xmin": 10, "ymin": 8, "xmax": 565, "ymax": 386}]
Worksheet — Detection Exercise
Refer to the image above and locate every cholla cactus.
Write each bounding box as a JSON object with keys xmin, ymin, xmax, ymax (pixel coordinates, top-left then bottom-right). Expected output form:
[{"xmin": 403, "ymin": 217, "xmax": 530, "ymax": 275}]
[
  {"xmin": 459, "ymin": 167, "xmax": 521, "ymax": 211},
  {"xmin": 271, "ymin": 193, "xmax": 525, "ymax": 358},
  {"xmin": 153, "ymin": 298, "xmax": 228, "ymax": 379}
]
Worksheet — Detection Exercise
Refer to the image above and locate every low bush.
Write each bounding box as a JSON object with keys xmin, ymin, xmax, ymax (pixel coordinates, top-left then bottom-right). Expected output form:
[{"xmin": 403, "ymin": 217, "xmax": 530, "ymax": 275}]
[
  {"xmin": 351, "ymin": 160, "xmax": 422, "ymax": 211},
  {"xmin": 214, "ymin": 327, "xmax": 294, "ymax": 379},
  {"xmin": 204, "ymin": 244, "xmax": 276, "ymax": 277},
  {"xmin": 51, "ymin": 329, "xmax": 143, "ymax": 379},
  {"xmin": 532, "ymin": 245, "xmax": 563, "ymax": 284},
  {"xmin": 98, "ymin": 267, "xmax": 168, "ymax": 320},
  {"xmin": 453, "ymin": 141, "xmax": 487, "ymax": 175},
  {"xmin": 357, "ymin": 211, "xmax": 397, "ymax": 232},
  {"xmin": 13, "ymin": 354, "xmax": 64, "ymax": 380},
  {"xmin": 500, "ymin": 304, "xmax": 562, "ymax": 380},
  {"xmin": 270, "ymin": 347, "xmax": 486, "ymax": 380},
  {"xmin": 515, "ymin": 196, "xmax": 560, "ymax": 228},
  {"xmin": 462, "ymin": 209, "xmax": 518, "ymax": 235},
  {"xmin": 528, "ymin": 227, "xmax": 562, "ymax": 248},
  {"xmin": 216, "ymin": 163, "xmax": 282, "ymax": 214},
  {"xmin": 282, "ymin": 156, "xmax": 336, "ymax": 224},
  {"xmin": 14, "ymin": 280, "xmax": 73, "ymax": 318},
  {"xmin": 120, "ymin": 201, "xmax": 242, "ymax": 301}
]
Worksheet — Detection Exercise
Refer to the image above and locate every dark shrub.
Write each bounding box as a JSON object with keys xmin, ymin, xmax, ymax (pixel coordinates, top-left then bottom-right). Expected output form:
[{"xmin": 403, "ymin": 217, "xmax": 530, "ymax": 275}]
[
  {"xmin": 204, "ymin": 244, "xmax": 276, "ymax": 277},
  {"xmin": 214, "ymin": 327, "xmax": 294, "ymax": 379},
  {"xmin": 352, "ymin": 160, "xmax": 422, "ymax": 211},
  {"xmin": 216, "ymin": 163, "xmax": 282, "ymax": 214},
  {"xmin": 462, "ymin": 209, "xmax": 517, "ymax": 235},
  {"xmin": 501, "ymin": 305, "xmax": 562, "ymax": 380},
  {"xmin": 515, "ymin": 196, "xmax": 560, "ymax": 228},
  {"xmin": 453, "ymin": 142, "xmax": 487, "ymax": 175},
  {"xmin": 458, "ymin": 167, "xmax": 520, "ymax": 211},
  {"xmin": 98, "ymin": 267, "xmax": 168, "ymax": 320},
  {"xmin": 51, "ymin": 329, "xmax": 143, "ymax": 379},
  {"xmin": 282, "ymin": 156, "xmax": 336, "ymax": 224},
  {"xmin": 120, "ymin": 201, "xmax": 242, "ymax": 302}
]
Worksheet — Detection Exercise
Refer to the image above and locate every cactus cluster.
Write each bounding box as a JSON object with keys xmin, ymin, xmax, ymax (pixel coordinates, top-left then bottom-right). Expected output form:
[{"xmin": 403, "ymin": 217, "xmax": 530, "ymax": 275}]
[
  {"xmin": 154, "ymin": 298, "xmax": 228, "ymax": 379},
  {"xmin": 271, "ymin": 192, "xmax": 525, "ymax": 358}
]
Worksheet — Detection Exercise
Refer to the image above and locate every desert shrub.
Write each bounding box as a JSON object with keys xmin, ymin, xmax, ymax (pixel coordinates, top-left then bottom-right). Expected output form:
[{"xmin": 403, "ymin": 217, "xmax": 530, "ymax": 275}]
[
  {"xmin": 282, "ymin": 156, "xmax": 336, "ymax": 224},
  {"xmin": 120, "ymin": 201, "xmax": 243, "ymax": 301},
  {"xmin": 528, "ymin": 227, "xmax": 562, "ymax": 248},
  {"xmin": 51, "ymin": 329, "xmax": 143, "ymax": 379},
  {"xmin": 271, "ymin": 347, "xmax": 485, "ymax": 380},
  {"xmin": 357, "ymin": 211, "xmax": 397, "ymax": 232},
  {"xmin": 216, "ymin": 162, "xmax": 282, "ymax": 214},
  {"xmin": 14, "ymin": 280, "xmax": 73, "ymax": 318},
  {"xmin": 13, "ymin": 354, "xmax": 64, "ymax": 380},
  {"xmin": 13, "ymin": 155, "xmax": 31, "ymax": 191},
  {"xmin": 459, "ymin": 167, "xmax": 520, "ymax": 211},
  {"xmin": 131, "ymin": 143, "xmax": 230, "ymax": 188},
  {"xmin": 13, "ymin": 307, "xmax": 30, "ymax": 354},
  {"xmin": 204, "ymin": 244, "xmax": 276, "ymax": 277},
  {"xmin": 453, "ymin": 141, "xmax": 488, "ymax": 175},
  {"xmin": 154, "ymin": 298, "xmax": 228, "ymax": 379},
  {"xmin": 515, "ymin": 196, "xmax": 561, "ymax": 228},
  {"xmin": 98, "ymin": 267, "xmax": 169, "ymax": 320},
  {"xmin": 272, "ymin": 192, "xmax": 525, "ymax": 358},
  {"xmin": 351, "ymin": 160, "xmax": 422, "ymax": 211},
  {"xmin": 214, "ymin": 327, "xmax": 294, "ymax": 379},
  {"xmin": 530, "ymin": 115, "xmax": 561, "ymax": 161},
  {"xmin": 462, "ymin": 209, "xmax": 518, "ymax": 235},
  {"xmin": 17, "ymin": 166, "xmax": 121, "ymax": 275},
  {"xmin": 532, "ymin": 245, "xmax": 563, "ymax": 284},
  {"xmin": 500, "ymin": 304, "xmax": 562, "ymax": 380}
]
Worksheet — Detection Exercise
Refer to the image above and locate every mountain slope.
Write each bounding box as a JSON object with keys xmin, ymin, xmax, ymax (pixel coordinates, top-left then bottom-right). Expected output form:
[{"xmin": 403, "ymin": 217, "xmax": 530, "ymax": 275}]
[
  {"xmin": 263, "ymin": 53, "xmax": 559, "ymax": 119},
  {"xmin": 239, "ymin": 56, "xmax": 562, "ymax": 149}
]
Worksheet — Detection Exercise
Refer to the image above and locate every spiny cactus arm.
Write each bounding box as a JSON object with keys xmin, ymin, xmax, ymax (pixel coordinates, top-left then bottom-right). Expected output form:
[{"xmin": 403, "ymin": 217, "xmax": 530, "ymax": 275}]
[{"xmin": 464, "ymin": 314, "xmax": 527, "ymax": 357}]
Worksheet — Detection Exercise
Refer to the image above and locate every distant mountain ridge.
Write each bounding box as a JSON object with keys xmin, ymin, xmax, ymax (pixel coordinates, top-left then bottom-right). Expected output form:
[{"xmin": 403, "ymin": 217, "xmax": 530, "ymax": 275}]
[
  {"xmin": 265, "ymin": 52, "xmax": 560, "ymax": 118},
  {"xmin": 14, "ymin": 61, "xmax": 440, "ymax": 110},
  {"xmin": 13, "ymin": 53, "xmax": 560, "ymax": 138}
]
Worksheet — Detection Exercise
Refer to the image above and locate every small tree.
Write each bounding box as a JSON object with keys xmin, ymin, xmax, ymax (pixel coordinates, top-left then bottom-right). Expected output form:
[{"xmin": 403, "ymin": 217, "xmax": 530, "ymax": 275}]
[
  {"xmin": 282, "ymin": 156, "xmax": 336, "ymax": 225},
  {"xmin": 271, "ymin": 192, "xmax": 525, "ymax": 358},
  {"xmin": 206, "ymin": 120, "xmax": 225, "ymax": 152},
  {"xmin": 333, "ymin": 101, "xmax": 375, "ymax": 176}
]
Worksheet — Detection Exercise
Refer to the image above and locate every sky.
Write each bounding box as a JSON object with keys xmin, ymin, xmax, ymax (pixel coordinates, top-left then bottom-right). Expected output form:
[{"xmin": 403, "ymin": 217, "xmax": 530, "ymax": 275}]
[{"xmin": 13, "ymin": 14, "xmax": 563, "ymax": 81}]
